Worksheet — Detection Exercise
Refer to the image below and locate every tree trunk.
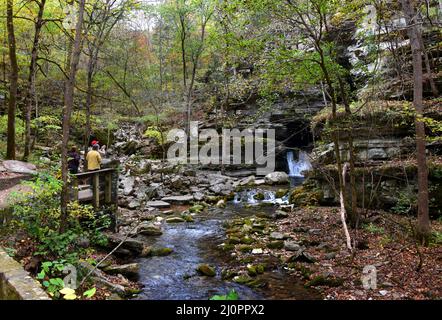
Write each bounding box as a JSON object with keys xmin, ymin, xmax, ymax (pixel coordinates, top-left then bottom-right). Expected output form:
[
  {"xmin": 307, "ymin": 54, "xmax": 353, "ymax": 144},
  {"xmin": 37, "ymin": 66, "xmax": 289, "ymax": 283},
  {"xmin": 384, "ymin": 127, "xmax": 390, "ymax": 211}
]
[
  {"xmin": 419, "ymin": 37, "xmax": 439, "ymax": 97},
  {"xmin": 60, "ymin": 0, "xmax": 86, "ymax": 232},
  {"xmin": 401, "ymin": 0, "xmax": 431, "ymax": 243},
  {"xmin": 6, "ymin": 0, "xmax": 18, "ymax": 160},
  {"xmin": 23, "ymin": 0, "xmax": 46, "ymax": 161},
  {"xmin": 84, "ymin": 60, "xmax": 94, "ymax": 157}
]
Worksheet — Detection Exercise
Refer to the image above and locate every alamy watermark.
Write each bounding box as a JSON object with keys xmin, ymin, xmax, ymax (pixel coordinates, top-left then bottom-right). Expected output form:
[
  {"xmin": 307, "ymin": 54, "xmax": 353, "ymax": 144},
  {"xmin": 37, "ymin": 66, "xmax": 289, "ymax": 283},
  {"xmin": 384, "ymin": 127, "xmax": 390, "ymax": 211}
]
[
  {"xmin": 166, "ymin": 121, "xmax": 275, "ymax": 175},
  {"xmin": 361, "ymin": 265, "xmax": 377, "ymax": 290}
]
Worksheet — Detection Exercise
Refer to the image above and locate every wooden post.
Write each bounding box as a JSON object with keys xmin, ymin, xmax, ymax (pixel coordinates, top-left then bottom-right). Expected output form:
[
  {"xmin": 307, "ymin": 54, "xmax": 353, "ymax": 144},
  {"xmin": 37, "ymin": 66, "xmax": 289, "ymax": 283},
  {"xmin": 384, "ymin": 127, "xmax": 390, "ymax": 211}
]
[
  {"xmin": 92, "ymin": 173, "xmax": 100, "ymax": 209},
  {"xmin": 72, "ymin": 176, "xmax": 79, "ymax": 202},
  {"xmin": 105, "ymin": 172, "xmax": 112, "ymax": 204}
]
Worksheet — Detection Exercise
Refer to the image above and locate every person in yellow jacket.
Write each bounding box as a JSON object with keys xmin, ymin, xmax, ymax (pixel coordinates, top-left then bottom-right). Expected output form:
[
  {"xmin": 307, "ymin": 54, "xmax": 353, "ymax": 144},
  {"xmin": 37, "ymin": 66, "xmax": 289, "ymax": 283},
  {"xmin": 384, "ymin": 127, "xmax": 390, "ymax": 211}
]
[{"xmin": 86, "ymin": 144, "xmax": 102, "ymax": 171}]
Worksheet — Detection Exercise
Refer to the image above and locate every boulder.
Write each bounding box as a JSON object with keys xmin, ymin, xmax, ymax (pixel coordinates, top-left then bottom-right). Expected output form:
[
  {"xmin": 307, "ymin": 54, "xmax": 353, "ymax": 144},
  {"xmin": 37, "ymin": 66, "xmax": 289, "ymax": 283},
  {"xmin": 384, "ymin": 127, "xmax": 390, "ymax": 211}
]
[
  {"xmin": 121, "ymin": 176, "xmax": 135, "ymax": 196},
  {"xmin": 286, "ymin": 249, "xmax": 316, "ymax": 263},
  {"xmin": 264, "ymin": 172, "xmax": 289, "ymax": 185},
  {"xmin": 103, "ymin": 263, "xmax": 140, "ymax": 278},
  {"xmin": 136, "ymin": 222, "xmax": 163, "ymax": 236},
  {"xmin": 105, "ymin": 233, "xmax": 146, "ymax": 256},
  {"xmin": 2, "ymin": 160, "xmax": 37, "ymax": 174},
  {"xmin": 196, "ymin": 264, "xmax": 216, "ymax": 277}
]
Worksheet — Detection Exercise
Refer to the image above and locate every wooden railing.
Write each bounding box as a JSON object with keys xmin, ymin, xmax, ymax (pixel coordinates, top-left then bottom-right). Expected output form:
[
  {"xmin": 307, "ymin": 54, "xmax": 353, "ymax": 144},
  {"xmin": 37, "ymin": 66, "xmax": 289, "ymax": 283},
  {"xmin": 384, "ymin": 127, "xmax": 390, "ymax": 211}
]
[{"xmin": 70, "ymin": 168, "xmax": 117, "ymax": 208}]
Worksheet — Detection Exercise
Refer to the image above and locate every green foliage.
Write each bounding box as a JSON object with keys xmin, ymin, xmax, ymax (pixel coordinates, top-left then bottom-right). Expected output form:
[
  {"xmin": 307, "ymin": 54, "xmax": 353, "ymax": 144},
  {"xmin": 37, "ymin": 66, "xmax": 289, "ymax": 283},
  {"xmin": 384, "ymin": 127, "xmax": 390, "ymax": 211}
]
[
  {"xmin": 289, "ymin": 185, "xmax": 322, "ymax": 207},
  {"xmin": 83, "ymin": 287, "xmax": 97, "ymax": 298},
  {"xmin": 209, "ymin": 289, "xmax": 239, "ymax": 300},
  {"xmin": 391, "ymin": 189, "xmax": 417, "ymax": 215},
  {"xmin": 9, "ymin": 172, "xmax": 111, "ymax": 262},
  {"xmin": 430, "ymin": 231, "xmax": 442, "ymax": 246},
  {"xmin": 0, "ymin": 115, "xmax": 25, "ymax": 140},
  {"xmin": 144, "ymin": 126, "xmax": 165, "ymax": 144},
  {"xmin": 36, "ymin": 260, "xmax": 68, "ymax": 299},
  {"xmin": 363, "ymin": 223, "xmax": 385, "ymax": 235}
]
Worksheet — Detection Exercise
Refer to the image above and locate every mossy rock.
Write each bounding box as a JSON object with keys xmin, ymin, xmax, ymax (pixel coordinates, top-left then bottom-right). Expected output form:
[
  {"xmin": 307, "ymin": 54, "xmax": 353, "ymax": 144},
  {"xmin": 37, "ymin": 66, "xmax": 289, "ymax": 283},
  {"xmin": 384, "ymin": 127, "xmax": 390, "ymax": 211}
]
[
  {"xmin": 233, "ymin": 274, "xmax": 253, "ymax": 285},
  {"xmin": 240, "ymin": 236, "xmax": 254, "ymax": 245},
  {"xmin": 221, "ymin": 269, "xmax": 238, "ymax": 280},
  {"xmin": 206, "ymin": 196, "xmax": 224, "ymax": 204},
  {"xmin": 221, "ymin": 243, "xmax": 235, "ymax": 251},
  {"xmin": 246, "ymin": 278, "xmax": 267, "ymax": 288},
  {"xmin": 275, "ymin": 189, "xmax": 289, "ymax": 198},
  {"xmin": 189, "ymin": 204, "xmax": 205, "ymax": 213},
  {"xmin": 166, "ymin": 217, "xmax": 186, "ymax": 223},
  {"xmin": 289, "ymin": 186, "xmax": 322, "ymax": 207},
  {"xmin": 266, "ymin": 240, "xmax": 284, "ymax": 249},
  {"xmin": 181, "ymin": 214, "xmax": 194, "ymax": 222},
  {"xmin": 247, "ymin": 264, "xmax": 265, "ymax": 276},
  {"xmin": 254, "ymin": 193, "xmax": 265, "ymax": 200},
  {"xmin": 196, "ymin": 264, "xmax": 216, "ymax": 277},
  {"xmin": 227, "ymin": 236, "xmax": 241, "ymax": 245},
  {"xmin": 238, "ymin": 244, "xmax": 253, "ymax": 253},
  {"xmin": 151, "ymin": 247, "xmax": 173, "ymax": 256},
  {"xmin": 305, "ymin": 275, "xmax": 344, "ymax": 288},
  {"xmin": 239, "ymin": 256, "xmax": 255, "ymax": 264}
]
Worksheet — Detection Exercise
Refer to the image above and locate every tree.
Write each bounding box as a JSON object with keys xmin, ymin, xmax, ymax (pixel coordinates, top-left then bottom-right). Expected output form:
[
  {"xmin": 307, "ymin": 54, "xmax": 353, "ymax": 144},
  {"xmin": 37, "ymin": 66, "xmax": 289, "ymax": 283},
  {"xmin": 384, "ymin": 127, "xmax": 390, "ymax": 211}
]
[
  {"xmin": 6, "ymin": 0, "xmax": 18, "ymax": 160},
  {"xmin": 185, "ymin": 0, "xmax": 213, "ymax": 136},
  {"xmin": 83, "ymin": 0, "xmax": 128, "ymax": 156},
  {"xmin": 23, "ymin": 0, "xmax": 47, "ymax": 161},
  {"xmin": 401, "ymin": 0, "xmax": 431, "ymax": 243},
  {"xmin": 60, "ymin": 0, "xmax": 86, "ymax": 231}
]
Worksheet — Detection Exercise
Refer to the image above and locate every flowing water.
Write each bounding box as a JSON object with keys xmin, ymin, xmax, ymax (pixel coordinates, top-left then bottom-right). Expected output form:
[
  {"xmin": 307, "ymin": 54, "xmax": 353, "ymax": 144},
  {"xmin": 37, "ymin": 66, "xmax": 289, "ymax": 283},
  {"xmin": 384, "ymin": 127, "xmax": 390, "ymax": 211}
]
[
  {"xmin": 135, "ymin": 183, "xmax": 320, "ymax": 300},
  {"xmin": 287, "ymin": 150, "xmax": 312, "ymax": 178}
]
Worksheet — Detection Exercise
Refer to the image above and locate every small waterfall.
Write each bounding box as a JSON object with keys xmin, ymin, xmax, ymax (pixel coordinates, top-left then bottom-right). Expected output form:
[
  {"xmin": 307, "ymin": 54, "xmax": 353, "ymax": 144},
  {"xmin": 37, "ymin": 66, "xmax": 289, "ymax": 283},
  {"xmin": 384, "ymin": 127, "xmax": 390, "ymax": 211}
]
[
  {"xmin": 247, "ymin": 190, "xmax": 258, "ymax": 204},
  {"xmin": 287, "ymin": 150, "xmax": 312, "ymax": 178},
  {"xmin": 232, "ymin": 189, "xmax": 288, "ymax": 205}
]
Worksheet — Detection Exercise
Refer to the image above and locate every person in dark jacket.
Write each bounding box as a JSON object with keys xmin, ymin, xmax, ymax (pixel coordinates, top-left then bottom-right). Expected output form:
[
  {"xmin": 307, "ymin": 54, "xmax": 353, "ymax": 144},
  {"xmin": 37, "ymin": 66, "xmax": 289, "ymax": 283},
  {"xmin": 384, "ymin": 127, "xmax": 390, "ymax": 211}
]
[{"xmin": 67, "ymin": 146, "xmax": 81, "ymax": 174}]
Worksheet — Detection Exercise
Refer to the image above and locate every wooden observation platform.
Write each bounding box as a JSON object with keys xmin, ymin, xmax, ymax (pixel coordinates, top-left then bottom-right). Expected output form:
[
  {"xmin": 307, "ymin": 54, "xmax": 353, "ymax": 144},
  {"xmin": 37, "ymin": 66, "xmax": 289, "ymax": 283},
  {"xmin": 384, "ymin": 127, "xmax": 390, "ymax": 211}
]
[{"xmin": 70, "ymin": 168, "xmax": 119, "ymax": 209}]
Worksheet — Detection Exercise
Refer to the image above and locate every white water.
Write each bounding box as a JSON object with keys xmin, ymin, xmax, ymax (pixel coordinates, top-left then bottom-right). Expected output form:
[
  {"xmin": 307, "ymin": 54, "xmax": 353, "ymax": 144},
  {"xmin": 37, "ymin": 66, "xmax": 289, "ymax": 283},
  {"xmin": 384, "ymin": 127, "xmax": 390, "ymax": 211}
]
[
  {"xmin": 287, "ymin": 150, "xmax": 312, "ymax": 178},
  {"xmin": 233, "ymin": 189, "xmax": 288, "ymax": 205}
]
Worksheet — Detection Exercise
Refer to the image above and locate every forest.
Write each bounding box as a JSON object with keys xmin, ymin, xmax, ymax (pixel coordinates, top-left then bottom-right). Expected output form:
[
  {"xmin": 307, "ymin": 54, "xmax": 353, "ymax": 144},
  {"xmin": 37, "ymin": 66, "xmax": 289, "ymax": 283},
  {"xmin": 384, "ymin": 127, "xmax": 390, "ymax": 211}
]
[{"xmin": 0, "ymin": 0, "xmax": 441, "ymax": 302}]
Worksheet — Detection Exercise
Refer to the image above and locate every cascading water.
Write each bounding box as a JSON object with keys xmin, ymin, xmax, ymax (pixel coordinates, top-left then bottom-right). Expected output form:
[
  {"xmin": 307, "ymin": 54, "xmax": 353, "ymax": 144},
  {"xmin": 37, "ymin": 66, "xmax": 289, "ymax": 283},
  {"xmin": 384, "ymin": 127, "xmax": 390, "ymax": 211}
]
[
  {"xmin": 287, "ymin": 150, "xmax": 312, "ymax": 178},
  {"xmin": 263, "ymin": 191, "xmax": 275, "ymax": 202},
  {"xmin": 232, "ymin": 189, "xmax": 288, "ymax": 205}
]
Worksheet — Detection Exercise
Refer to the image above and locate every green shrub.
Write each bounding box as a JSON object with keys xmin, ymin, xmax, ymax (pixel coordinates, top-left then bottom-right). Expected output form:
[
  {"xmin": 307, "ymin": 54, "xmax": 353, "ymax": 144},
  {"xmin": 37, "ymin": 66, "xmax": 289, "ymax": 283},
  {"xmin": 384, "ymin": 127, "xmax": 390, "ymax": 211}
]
[
  {"xmin": 391, "ymin": 189, "xmax": 417, "ymax": 215},
  {"xmin": 144, "ymin": 126, "xmax": 165, "ymax": 144},
  {"xmin": 9, "ymin": 172, "xmax": 111, "ymax": 262},
  {"xmin": 0, "ymin": 115, "xmax": 25, "ymax": 142}
]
